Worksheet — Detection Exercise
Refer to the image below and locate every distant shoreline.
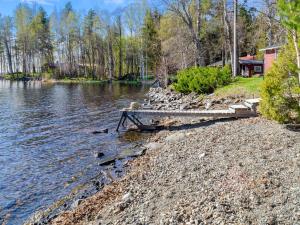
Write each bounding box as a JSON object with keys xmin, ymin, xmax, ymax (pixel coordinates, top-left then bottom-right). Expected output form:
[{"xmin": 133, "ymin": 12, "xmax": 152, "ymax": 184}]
[{"xmin": 0, "ymin": 77, "xmax": 153, "ymax": 85}]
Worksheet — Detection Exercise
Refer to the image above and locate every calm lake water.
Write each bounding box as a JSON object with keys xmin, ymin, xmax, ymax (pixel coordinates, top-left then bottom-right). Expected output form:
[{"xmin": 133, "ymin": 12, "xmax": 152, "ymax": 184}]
[{"xmin": 0, "ymin": 80, "xmax": 149, "ymax": 225}]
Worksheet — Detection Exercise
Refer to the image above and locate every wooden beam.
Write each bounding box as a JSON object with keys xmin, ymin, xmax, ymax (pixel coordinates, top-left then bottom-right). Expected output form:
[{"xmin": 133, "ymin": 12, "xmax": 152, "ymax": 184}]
[{"xmin": 117, "ymin": 99, "xmax": 260, "ymax": 131}]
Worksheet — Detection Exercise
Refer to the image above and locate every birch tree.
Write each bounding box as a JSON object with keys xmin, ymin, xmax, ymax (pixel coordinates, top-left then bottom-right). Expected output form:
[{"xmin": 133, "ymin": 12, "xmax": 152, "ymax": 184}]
[
  {"xmin": 15, "ymin": 4, "xmax": 33, "ymax": 75},
  {"xmin": 0, "ymin": 16, "xmax": 13, "ymax": 74},
  {"xmin": 278, "ymin": 0, "xmax": 300, "ymax": 86}
]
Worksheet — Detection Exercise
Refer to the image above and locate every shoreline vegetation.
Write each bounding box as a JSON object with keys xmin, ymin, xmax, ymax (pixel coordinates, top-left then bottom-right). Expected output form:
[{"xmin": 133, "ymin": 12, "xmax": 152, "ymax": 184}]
[{"xmin": 0, "ymin": 74, "xmax": 151, "ymax": 85}]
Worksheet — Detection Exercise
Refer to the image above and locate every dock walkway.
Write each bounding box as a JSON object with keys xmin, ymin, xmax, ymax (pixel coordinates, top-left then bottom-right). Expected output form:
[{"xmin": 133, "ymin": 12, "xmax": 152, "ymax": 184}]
[{"xmin": 116, "ymin": 98, "xmax": 260, "ymax": 131}]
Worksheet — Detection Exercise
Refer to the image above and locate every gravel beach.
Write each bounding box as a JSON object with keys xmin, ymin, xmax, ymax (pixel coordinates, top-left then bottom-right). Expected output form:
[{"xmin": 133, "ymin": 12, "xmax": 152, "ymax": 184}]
[{"xmin": 50, "ymin": 117, "xmax": 300, "ymax": 225}]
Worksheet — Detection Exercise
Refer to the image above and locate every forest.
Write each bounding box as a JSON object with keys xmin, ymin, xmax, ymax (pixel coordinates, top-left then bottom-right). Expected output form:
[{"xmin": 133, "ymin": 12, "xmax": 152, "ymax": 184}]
[{"xmin": 0, "ymin": 0, "xmax": 289, "ymax": 81}]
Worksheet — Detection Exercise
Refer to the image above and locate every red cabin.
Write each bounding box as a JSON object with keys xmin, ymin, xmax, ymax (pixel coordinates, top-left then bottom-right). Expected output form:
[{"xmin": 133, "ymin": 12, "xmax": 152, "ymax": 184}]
[
  {"xmin": 259, "ymin": 45, "xmax": 282, "ymax": 73},
  {"xmin": 239, "ymin": 54, "xmax": 264, "ymax": 77}
]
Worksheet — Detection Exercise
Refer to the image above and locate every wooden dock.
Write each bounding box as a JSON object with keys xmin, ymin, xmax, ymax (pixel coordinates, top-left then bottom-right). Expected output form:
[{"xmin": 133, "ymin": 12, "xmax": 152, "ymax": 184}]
[{"xmin": 116, "ymin": 98, "xmax": 260, "ymax": 131}]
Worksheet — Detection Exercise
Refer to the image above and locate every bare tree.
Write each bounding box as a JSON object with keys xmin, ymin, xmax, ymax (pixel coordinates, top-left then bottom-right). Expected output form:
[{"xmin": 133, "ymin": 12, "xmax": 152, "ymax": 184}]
[
  {"xmin": 117, "ymin": 15, "xmax": 123, "ymax": 79},
  {"xmin": 264, "ymin": 0, "xmax": 277, "ymax": 46},
  {"xmin": 161, "ymin": 0, "xmax": 205, "ymax": 66},
  {"xmin": 0, "ymin": 16, "xmax": 13, "ymax": 74}
]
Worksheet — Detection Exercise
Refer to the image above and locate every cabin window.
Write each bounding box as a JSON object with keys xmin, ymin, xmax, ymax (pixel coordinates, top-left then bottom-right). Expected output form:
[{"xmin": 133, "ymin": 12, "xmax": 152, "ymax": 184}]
[{"xmin": 254, "ymin": 66, "xmax": 262, "ymax": 73}]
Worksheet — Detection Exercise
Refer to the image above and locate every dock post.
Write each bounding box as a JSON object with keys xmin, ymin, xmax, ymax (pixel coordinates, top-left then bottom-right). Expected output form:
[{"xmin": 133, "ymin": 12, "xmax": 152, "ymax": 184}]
[
  {"xmin": 116, "ymin": 112, "xmax": 126, "ymax": 132},
  {"xmin": 126, "ymin": 115, "xmax": 144, "ymax": 129}
]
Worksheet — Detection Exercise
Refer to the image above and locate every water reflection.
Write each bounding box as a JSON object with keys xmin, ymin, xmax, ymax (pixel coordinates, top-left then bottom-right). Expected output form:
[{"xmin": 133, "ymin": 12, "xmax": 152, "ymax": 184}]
[{"xmin": 0, "ymin": 80, "xmax": 149, "ymax": 225}]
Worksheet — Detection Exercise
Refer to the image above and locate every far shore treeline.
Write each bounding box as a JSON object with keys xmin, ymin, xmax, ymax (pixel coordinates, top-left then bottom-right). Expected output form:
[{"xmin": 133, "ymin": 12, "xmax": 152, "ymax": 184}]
[
  {"xmin": 0, "ymin": 1, "xmax": 160, "ymax": 81},
  {"xmin": 0, "ymin": 0, "xmax": 287, "ymax": 82}
]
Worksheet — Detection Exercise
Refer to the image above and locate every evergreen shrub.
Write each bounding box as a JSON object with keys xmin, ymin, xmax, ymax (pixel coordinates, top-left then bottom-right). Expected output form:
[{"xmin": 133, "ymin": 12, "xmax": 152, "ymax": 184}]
[
  {"xmin": 173, "ymin": 65, "xmax": 232, "ymax": 94},
  {"xmin": 260, "ymin": 43, "xmax": 300, "ymax": 123}
]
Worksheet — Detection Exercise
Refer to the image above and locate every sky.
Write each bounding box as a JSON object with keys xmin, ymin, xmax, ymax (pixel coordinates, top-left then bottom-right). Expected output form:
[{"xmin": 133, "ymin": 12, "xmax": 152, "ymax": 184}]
[
  {"xmin": 0, "ymin": 0, "xmax": 136, "ymax": 16},
  {"xmin": 0, "ymin": 0, "xmax": 265, "ymax": 18}
]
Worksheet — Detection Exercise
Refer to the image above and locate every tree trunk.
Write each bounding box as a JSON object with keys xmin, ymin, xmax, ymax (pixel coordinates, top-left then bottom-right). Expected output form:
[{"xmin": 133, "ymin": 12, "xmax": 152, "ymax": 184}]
[
  {"xmin": 23, "ymin": 47, "xmax": 27, "ymax": 75},
  {"xmin": 222, "ymin": 45, "xmax": 226, "ymax": 67},
  {"xmin": 195, "ymin": 38, "xmax": 202, "ymax": 66},
  {"xmin": 118, "ymin": 16, "xmax": 123, "ymax": 80},
  {"xmin": 145, "ymin": 52, "xmax": 148, "ymax": 79},
  {"xmin": 163, "ymin": 56, "xmax": 168, "ymax": 87},
  {"xmin": 223, "ymin": 0, "xmax": 234, "ymax": 74},
  {"xmin": 108, "ymin": 29, "xmax": 114, "ymax": 81},
  {"xmin": 4, "ymin": 38, "xmax": 13, "ymax": 74},
  {"xmin": 166, "ymin": 1, "xmax": 203, "ymax": 66},
  {"xmin": 195, "ymin": 0, "xmax": 203, "ymax": 66},
  {"xmin": 292, "ymin": 30, "xmax": 300, "ymax": 86},
  {"xmin": 187, "ymin": 11, "xmax": 203, "ymax": 66}
]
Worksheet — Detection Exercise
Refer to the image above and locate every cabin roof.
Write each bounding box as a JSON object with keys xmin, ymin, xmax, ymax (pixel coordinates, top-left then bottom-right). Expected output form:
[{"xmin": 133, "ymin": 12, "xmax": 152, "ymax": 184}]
[
  {"xmin": 209, "ymin": 59, "xmax": 264, "ymax": 67},
  {"xmin": 239, "ymin": 59, "xmax": 264, "ymax": 65},
  {"xmin": 259, "ymin": 45, "xmax": 282, "ymax": 51}
]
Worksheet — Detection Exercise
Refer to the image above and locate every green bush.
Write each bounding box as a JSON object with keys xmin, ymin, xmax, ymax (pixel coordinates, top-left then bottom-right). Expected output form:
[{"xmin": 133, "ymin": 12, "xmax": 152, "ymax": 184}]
[
  {"xmin": 260, "ymin": 42, "xmax": 300, "ymax": 124},
  {"xmin": 173, "ymin": 65, "xmax": 232, "ymax": 94}
]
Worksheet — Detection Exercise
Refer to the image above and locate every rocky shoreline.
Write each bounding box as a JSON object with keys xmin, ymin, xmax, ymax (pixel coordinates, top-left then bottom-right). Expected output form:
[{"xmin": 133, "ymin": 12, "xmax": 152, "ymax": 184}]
[
  {"xmin": 146, "ymin": 87, "xmax": 248, "ymax": 111},
  {"xmin": 26, "ymin": 88, "xmax": 300, "ymax": 225},
  {"xmin": 49, "ymin": 117, "xmax": 299, "ymax": 225},
  {"xmin": 23, "ymin": 138, "xmax": 155, "ymax": 225}
]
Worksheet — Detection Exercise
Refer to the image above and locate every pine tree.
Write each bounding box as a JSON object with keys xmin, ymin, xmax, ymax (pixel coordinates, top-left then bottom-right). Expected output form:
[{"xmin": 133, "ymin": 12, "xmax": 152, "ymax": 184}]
[
  {"xmin": 31, "ymin": 7, "xmax": 53, "ymax": 73},
  {"xmin": 142, "ymin": 10, "xmax": 161, "ymax": 78}
]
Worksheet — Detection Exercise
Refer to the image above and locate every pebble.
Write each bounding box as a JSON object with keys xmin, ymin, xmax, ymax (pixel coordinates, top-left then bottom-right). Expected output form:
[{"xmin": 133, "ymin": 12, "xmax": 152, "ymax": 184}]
[
  {"xmin": 144, "ymin": 142, "xmax": 163, "ymax": 151},
  {"xmin": 85, "ymin": 118, "xmax": 300, "ymax": 225},
  {"xmin": 122, "ymin": 192, "xmax": 132, "ymax": 203},
  {"xmin": 71, "ymin": 199, "xmax": 83, "ymax": 209},
  {"xmin": 165, "ymin": 133, "xmax": 186, "ymax": 143}
]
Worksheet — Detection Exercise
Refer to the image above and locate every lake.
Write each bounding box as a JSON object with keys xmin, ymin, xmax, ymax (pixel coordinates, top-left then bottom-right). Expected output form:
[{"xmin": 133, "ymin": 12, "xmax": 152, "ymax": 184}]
[{"xmin": 0, "ymin": 80, "xmax": 150, "ymax": 225}]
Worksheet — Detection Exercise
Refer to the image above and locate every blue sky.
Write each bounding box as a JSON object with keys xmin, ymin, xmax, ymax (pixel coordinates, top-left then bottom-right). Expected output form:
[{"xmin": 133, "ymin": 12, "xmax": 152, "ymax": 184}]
[
  {"xmin": 0, "ymin": 0, "xmax": 263, "ymax": 18},
  {"xmin": 0, "ymin": 0, "xmax": 135, "ymax": 16}
]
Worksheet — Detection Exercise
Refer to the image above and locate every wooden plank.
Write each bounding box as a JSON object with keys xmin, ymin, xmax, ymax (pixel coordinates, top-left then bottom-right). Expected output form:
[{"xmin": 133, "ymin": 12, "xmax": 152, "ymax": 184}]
[
  {"xmin": 117, "ymin": 99, "xmax": 260, "ymax": 131},
  {"xmin": 230, "ymin": 104, "xmax": 248, "ymax": 110},
  {"xmin": 121, "ymin": 109, "xmax": 255, "ymax": 118},
  {"xmin": 229, "ymin": 104, "xmax": 250, "ymax": 113},
  {"xmin": 244, "ymin": 98, "xmax": 261, "ymax": 111},
  {"xmin": 244, "ymin": 101, "xmax": 254, "ymax": 109},
  {"xmin": 245, "ymin": 98, "xmax": 261, "ymax": 105},
  {"xmin": 119, "ymin": 99, "xmax": 259, "ymax": 128}
]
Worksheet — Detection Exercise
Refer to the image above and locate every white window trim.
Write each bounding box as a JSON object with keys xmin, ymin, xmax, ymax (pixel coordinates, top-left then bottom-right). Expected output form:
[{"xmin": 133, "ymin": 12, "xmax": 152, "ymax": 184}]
[{"xmin": 254, "ymin": 66, "xmax": 262, "ymax": 73}]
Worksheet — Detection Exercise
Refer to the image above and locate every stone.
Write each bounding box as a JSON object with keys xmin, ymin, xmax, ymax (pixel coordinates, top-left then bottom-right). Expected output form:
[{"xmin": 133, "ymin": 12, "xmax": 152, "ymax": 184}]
[
  {"xmin": 145, "ymin": 142, "xmax": 163, "ymax": 151},
  {"xmin": 122, "ymin": 192, "xmax": 132, "ymax": 203},
  {"xmin": 199, "ymin": 153, "xmax": 206, "ymax": 159},
  {"xmin": 94, "ymin": 152, "xmax": 105, "ymax": 158},
  {"xmin": 205, "ymin": 101, "xmax": 212, "ymax": 110},
  {"xmin": 162, "ymin": 119, "xmax": 177, "ymax": 127},
  {"xmin": 117, "ymin": 148, "xmax": 145, "ymax": 159},
  {"xmin": 223, "ymin": 99, "xmax": 232, "ymax": 104},
  {"xmin": 129, "ymin": 102, "xmax": 141, "ymax": 110},
  {"xmin": 92, "ymin": 128, "xmax": 109, "ymax": 134},
  {"xmin": 180, "ymin": 103, "xmax": 189, "ymax": 110},
  {"xmin": 165, "ymin": 133, "xmax": 186, "ymax": 143},
  {"xmin": 71, "ymin": 199, "xmax": 83, "ymax": 209},
  {"xmin": 98, "ymin": 156, "xmax": 116, "ymax": 166}
]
